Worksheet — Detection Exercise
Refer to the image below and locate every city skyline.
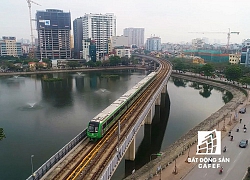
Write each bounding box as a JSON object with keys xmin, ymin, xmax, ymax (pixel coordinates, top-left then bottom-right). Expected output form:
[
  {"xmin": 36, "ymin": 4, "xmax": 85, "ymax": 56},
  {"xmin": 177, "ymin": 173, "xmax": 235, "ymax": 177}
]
[{"xmin": 1, "ymin": 0, "xmax": 249, "ymax": 44}]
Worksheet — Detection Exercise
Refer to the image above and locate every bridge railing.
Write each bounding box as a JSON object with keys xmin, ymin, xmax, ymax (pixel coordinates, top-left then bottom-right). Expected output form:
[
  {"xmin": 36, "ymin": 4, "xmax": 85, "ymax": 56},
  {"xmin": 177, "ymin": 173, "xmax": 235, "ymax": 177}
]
[{"xmin": 26, "ymin": 129, "xmax": 87, "ymax": 180}]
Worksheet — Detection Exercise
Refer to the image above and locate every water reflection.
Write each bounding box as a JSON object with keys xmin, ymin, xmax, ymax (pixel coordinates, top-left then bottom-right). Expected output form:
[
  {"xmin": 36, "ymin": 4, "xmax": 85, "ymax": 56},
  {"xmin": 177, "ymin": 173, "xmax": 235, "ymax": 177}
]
[
  {"xmin": 172, "ymin": 77, "xmax": 187, "ymax": 87},
  {"xmin": 222, "ymin": 91, "xmax": 233, "ymax": 104},
  {"xmin": 172, "ymin": 78, "xmax": 233, "ymax": 100},
  {"xmin": 199, "ymin": 84, "xmax": 213, "ymax": 98},
  {"xmin": 90, "ymin": 74, "xmax": 98, "ymax": 89},
  {"xmin": 0, "ymin": 127, "xmax": 6, "ymax": 141},
  {"xmin": 41, "ymin": 74, "xmax": 73, "ymax": 107},
  {"xmin": 189, "ymin": 82, "xmax": 202, "ymax": 90},
  {"xmin": 1, "ymin": 75, "xmax": 26, "ymax": 88},
  {"xmin": 75, "ymin": 76, "xmax": 85, "ymax": 92}
]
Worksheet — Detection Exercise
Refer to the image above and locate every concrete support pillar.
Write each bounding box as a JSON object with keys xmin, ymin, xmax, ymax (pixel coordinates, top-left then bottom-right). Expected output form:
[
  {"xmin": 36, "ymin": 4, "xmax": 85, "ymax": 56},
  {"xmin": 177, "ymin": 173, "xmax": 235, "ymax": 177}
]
[
  {"xmin": 155, "ymin": 94, "xmax": 161, "ymax": 105},
  {"xmin": 154, "ymin": 62, "xmax": 157, "ymax": 70},
  {"xmin": 144, "ymin": 108, "xmax": 152, "ymax": 124},
  {"xmin": 144, "ymin": 105, "xmax": 155, "ymax": 124},
  {"xmin": 151, "ymin": 103, "xmax": 155, "ymax": 118},
  {"xmin": 161, "ymin": 85, "xmax": 167, "ymax": 93},
  {"xmin": 160, "ymin": 93, "xmax": 166, "ymax": 108},
  {"xmin": 125, "ymin": 138, "xmax": 135, "ymax": 160},
  {"xmin": 153, "ymin": 105, "xmax": 161, "ymax": 123}
]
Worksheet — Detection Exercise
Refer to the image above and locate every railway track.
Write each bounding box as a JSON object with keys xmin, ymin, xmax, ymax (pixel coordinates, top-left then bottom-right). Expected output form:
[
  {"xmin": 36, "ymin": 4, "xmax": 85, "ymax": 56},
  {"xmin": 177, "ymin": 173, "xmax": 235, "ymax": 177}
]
[{"xmin": 50, "ymin": 57, "xmax": 171, "ymax": 180}]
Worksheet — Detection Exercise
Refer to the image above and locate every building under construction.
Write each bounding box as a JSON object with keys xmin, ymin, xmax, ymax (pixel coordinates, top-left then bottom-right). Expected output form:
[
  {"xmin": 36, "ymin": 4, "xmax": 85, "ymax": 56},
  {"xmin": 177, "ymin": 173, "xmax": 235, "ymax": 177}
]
[
  {"xmin": 183, "ymin": 50, "xmax": 229, "ymax": 63},
  {"xmin": 36, "ymin": 9, "xmax": 71, "ymax": 60}
]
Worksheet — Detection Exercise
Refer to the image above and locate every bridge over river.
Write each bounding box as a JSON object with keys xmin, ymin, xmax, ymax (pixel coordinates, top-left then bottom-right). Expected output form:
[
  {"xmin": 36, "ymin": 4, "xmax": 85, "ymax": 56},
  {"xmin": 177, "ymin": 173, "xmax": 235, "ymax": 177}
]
[{"xmin": 26, "ymin": 55, "xmax": 172, "ymax": 180}]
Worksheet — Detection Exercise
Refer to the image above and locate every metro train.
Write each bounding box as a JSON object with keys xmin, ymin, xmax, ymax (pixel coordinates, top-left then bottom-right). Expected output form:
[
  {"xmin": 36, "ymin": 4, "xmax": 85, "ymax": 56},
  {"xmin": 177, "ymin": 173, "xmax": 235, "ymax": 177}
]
[{"xmin": 86, "ymin": 71, "xmax": 157, "ymax": 140}]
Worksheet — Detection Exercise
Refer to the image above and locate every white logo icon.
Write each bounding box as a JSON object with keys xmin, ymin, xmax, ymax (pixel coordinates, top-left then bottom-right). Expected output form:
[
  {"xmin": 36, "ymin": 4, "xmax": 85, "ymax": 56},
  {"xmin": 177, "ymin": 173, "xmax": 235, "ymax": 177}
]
[
  {"xmin": 196, "ymin": 129, "xmax": 221, "ymax": 155},
  {"xmin": 45, "ymin": 20, "xmax": 50, "ymax": 26}
]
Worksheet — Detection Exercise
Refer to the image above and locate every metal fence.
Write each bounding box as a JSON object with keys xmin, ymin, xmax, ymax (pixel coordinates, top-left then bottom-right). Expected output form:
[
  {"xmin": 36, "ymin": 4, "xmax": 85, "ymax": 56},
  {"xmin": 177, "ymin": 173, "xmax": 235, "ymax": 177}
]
[{"xmin": 26, "ymin": 129, "xmax": 87, "ymax": 180}]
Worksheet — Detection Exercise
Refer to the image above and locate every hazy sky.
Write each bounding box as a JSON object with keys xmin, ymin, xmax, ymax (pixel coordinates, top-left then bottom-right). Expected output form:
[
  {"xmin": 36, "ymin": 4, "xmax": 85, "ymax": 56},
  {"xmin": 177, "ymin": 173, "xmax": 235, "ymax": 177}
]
[{"xmin": 1, "ymin": 0, "xmax": 249, "ymax": 44}]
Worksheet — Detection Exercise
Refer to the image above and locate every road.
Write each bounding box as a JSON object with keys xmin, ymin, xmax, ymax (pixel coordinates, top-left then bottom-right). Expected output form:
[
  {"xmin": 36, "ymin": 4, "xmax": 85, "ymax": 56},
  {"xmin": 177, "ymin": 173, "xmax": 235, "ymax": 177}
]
[{"xmin": 184, "ymin": 105, "xmax": 250, "ymax": 180}]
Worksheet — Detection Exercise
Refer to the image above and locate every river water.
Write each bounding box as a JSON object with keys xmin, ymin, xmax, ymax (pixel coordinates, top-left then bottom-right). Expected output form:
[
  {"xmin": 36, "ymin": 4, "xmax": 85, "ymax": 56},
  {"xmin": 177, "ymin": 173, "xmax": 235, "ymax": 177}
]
[{"xmin": 0, "ymin": 71, "xmax": 231, "ymax": 180}]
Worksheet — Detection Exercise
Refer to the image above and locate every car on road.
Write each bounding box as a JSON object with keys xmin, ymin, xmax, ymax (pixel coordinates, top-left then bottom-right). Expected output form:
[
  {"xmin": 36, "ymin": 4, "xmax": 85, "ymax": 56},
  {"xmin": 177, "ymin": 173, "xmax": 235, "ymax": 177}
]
[
  {"xmin": 239, "ymin": 107, "xmax": 246, "ymax": 114},
  {"xmin": 239, "ymin": 139, "xmax": 248, "ymax": 148}
]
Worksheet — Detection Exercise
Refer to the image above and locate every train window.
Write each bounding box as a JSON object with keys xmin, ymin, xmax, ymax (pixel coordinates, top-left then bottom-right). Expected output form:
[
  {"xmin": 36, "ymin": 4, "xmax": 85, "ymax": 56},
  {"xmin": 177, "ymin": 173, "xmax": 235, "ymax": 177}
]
[
  {"xmin": 88, "ymin": 122, "xmax": 99, "ymax": 133},
  {"xmin": 103, "ymin": 122, "xmax": 106, "ymax": 129},
  {"xmin": 107, "ymin": 116, "xmax": 114, "ymax": 125},
  {"xmin": 114, "ymin": 110, "xmax": 119, "ymax": 117}
]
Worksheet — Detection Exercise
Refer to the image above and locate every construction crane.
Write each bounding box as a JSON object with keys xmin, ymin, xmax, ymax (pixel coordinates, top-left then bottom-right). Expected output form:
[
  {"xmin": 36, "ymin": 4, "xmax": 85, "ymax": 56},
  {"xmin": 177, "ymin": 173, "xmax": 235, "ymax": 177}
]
[
  {"xmin": 189, "ymin": 28, "xmax": 240, "ymax": 51},
  {"xmin": 26, "ymin": 0, "xmax": 41, "ymax": 58}
]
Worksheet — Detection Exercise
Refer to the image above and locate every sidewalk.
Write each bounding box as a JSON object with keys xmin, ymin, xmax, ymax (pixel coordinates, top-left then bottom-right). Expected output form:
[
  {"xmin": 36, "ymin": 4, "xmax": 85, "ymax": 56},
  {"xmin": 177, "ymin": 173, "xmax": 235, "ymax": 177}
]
[{"xmin": 151, "ymin": 91, "xmax": 249, "ymax": 180}]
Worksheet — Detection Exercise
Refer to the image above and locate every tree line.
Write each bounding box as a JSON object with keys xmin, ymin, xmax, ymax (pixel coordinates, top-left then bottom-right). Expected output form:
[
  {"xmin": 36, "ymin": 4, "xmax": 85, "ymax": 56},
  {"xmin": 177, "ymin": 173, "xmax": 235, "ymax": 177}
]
[
  {"xmin": 170, "ymin": 57, "xmax": 250, "ymax": 88},
  {"xmin": 0, "ymin": 55, "xmax": 139, "ymax": 71}
]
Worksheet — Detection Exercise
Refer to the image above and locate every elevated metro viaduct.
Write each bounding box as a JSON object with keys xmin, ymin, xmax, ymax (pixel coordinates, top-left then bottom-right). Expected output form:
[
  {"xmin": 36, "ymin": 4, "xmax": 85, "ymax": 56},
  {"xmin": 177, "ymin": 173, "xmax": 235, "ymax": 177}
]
[{"xmin": 26, "ymin": 55, "xmax": 172, "ymax": 180}]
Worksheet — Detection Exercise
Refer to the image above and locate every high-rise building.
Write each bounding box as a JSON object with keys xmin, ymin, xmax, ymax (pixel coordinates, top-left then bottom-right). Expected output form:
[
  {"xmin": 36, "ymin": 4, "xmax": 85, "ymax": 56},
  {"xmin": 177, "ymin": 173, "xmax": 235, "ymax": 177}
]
[
  {"xmin": 240, "ymin": 39, "xmax": 250, "ymax": 66},
  {"xmin": 123, "ymin": 28, "xmax": 144, "ymax": 48},
  {"xmin": 146, "ymin": 37, "xmax": 161, "ymax": 51},
  {"xmin": 36, "ymin": 9, "xmax": 71, "ymax": 60},
  {"xmin": 0, "ymin": 36, "xmax": 22, "ymax": 57},
  {"xmin": 82, "ymin": 39, "xmax": 96, "ymax": 62},
  {"xmin": 82, "ymin": 13, "xmax": 116, "ymax": 60},
  {"xmin": 73, "ymin": 17, "xmax": 83, "ymax": 59}
]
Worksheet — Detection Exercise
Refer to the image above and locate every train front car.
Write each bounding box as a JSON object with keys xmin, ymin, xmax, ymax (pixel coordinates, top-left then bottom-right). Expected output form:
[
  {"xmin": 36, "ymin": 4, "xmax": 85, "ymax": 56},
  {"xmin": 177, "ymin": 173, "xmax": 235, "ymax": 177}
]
[
  {"xmin": 87, "ymin": 100, "xmax": 127, "ymax": 140},
  {"xmin": 87, "ymin": 120, "xmax": 101, "ymax": 140}
]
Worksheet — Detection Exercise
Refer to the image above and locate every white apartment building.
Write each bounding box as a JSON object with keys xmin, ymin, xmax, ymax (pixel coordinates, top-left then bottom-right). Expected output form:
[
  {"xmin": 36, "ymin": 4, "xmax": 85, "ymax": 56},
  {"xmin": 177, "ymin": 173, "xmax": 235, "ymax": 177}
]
[
  {"xmin": 82, "ymin": 13, "xmax": 116, "ymax": 60},
  {"xmin": 123, "ymin": 28, "xmax": 144, "ymax": 48},
  {"xmin": 114, "ymin": 46, "xmax": 131, "ymax": 58},
  {"xmin": 146, "ymin": 37, "xmax": 161, "ymax": 51},
  {"xmin": 82, "ymin": 39, "xmax": 90, "ymax": 61},
  {"xmin": 108, "ymin": 36, "xmax": 129, "ymax": 54}
]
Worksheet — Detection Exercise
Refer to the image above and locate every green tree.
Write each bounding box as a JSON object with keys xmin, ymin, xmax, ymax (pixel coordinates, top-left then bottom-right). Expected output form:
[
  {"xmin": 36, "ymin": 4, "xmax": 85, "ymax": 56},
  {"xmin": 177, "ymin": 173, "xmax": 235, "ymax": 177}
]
[
  {"xmin": 121, "ymin": 56, "xmax": 129, "ymax": 65},
  {"xmin": 95, "ymin": 61, "xmax": 102, "ymax": 67},
  {"xmin": 86, "ymin": 60, "xmax": 95, "ymax": 67},
  {"xmin": 0, "ymin": 128, "xmax": 6, "ymax": 141},
  {"xmin": 67, "ymin": 61, "xmax": 80, "ymax": 69},
  {"xmin": 224, "ymin": 65, "xmax": 242, "ymax": 82},
  {"xmin": 239, "ymin": 77, "xmax": 250, "ymax": 88},
  {"xmin": 102, "ymin": 60, "xmax": 110, "ymax": 67},
  {"xmin": 190, "ymin": 64, "xmax": 202, "ymax": 75},
  {"xmin": 131, "ymin": 58, "xmax": 138, "ymax": 65},
  {"xmin": 42, "ymin": 58, "xmax": 52, "ymax": 69},
  {"xmin": 172, "ymin": 58, "xmax": 185, "ymax": 72},
  {"xmin": 201, "ymin": 64, "xmax": 215, "ymax": 79},
  {"xmin": 109, "ymin": 56, "xmax": 121, "ymax": 66}
]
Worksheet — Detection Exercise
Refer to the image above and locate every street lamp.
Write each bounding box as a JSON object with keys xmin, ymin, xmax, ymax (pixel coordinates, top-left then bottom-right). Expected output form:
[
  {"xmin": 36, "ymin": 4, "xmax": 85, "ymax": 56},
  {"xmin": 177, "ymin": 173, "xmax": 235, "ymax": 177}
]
[
  {"xmin": 31, "ymin": 155, "xmax": 34, "ymax": 176},
  {"xmin": 149, "ymin": 153, "xmax": 162, "ymax": 179}
]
